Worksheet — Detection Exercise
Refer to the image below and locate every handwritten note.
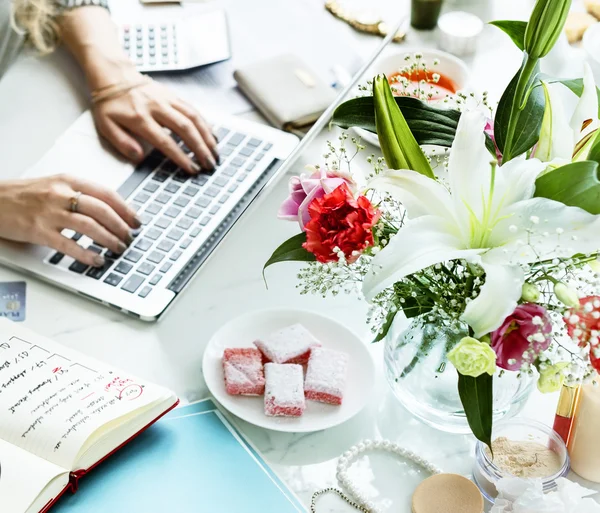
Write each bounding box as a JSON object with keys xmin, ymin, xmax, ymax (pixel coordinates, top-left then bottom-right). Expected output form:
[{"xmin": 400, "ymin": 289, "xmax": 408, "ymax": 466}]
[{"xmin": 0, "ymin": 323, "xmax": 166, "ymax": 471}]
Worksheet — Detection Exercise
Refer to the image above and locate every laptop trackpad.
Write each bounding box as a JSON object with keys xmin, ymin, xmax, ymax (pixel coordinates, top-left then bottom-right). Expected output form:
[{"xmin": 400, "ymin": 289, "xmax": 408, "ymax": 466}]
[{"xmin": 21, "ymin": 111, "xmax": 134, "ymax": 192}]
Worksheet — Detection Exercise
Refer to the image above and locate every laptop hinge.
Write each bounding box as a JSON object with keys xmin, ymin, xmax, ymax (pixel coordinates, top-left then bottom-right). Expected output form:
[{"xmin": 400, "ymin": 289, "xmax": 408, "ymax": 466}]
[{"xmin": 167, "ymin": 158, "xmax": 283, "ymax": 294}]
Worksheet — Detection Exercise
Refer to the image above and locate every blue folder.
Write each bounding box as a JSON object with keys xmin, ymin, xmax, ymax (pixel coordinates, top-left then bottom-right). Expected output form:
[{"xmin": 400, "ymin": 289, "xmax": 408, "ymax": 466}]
[{"xmin": 52, "ymin": 400, "xmax": 306, "ymax": 513}]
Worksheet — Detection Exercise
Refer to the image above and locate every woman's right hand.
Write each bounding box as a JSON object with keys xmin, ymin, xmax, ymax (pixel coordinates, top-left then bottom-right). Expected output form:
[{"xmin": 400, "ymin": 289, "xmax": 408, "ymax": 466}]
[{"xmin": 0, "ymin": 175, "xmax": 141, "ymax": 267}]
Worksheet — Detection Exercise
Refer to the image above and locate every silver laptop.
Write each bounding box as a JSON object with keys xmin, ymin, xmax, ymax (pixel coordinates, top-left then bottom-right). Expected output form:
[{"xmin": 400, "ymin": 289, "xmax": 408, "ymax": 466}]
[{"xmin": 0, "ymin": 24, "xmax": 399, "ymax": 321}]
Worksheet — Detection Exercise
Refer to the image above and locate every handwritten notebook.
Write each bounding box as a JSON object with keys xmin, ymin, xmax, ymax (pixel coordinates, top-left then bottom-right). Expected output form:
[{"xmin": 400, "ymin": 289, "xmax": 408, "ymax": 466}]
[
  {"xmin": 50, "ymin": 400, "xmax": 306, "ymax": 513},
  {"xmin": 0, "ymin": 319, "xmax": 178, "ymax": 513}
]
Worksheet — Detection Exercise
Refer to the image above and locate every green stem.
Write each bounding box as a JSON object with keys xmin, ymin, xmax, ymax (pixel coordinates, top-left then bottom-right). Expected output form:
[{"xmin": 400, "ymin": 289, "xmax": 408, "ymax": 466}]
[{"xmin": 503, "ymin": 55, "xmax": 539, "ymax": 163}]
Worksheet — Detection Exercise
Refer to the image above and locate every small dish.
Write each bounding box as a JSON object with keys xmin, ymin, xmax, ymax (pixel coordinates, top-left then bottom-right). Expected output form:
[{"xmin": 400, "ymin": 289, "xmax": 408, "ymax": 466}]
[
  {"xmin": 354, "ymin": 48, "xmax": 470, "ymax": 149},
  {"xmin": 472, "ymin": 418, "xmax": 570, "ymax": 503},
  {"xmin": 202, "ymin": 308, "xmax": 376, "ymax": 433}
]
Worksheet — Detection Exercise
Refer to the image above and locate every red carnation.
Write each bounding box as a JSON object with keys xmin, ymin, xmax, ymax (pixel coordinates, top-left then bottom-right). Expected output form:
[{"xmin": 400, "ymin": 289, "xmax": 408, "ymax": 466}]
[
  {"xmin": 565, "ymin": 296, "xmax": 600, "ymax": 372},
  {"xmin": 303, "ymin": 183, "xmax": 380, "ymax": 264}
]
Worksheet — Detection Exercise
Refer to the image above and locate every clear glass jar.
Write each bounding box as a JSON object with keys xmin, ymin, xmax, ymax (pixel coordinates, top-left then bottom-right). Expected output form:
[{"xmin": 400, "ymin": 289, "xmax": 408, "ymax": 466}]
[
  {"xmin": 383, "ymin": 314, "xmax": 533, "ymax": 433},
  {"xmin": 473, "ymin": 419, "xmax": 570, "ymax": 502}
]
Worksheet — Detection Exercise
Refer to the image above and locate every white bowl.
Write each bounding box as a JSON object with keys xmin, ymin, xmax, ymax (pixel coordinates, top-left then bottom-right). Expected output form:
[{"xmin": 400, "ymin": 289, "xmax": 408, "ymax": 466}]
[
  {"xmin": 354, "ymin": 48, "xmax": 470, "ymax": 148},
  {"xmin": 202, "ymin": 308, "xmax": 376, "ymax": 433}
]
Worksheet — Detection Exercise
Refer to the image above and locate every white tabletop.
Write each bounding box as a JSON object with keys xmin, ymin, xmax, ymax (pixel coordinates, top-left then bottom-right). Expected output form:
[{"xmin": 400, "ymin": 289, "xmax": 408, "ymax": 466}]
[{"xmin": 0, "ymin": 0, "xmax": 597, "ymax": 511}]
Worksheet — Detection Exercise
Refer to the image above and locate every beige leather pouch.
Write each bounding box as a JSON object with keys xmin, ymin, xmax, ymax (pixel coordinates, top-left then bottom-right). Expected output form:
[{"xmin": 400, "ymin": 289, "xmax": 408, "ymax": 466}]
[{"xmin": 234, "ymin": 54, "xmax": 336, "ymax": 133}]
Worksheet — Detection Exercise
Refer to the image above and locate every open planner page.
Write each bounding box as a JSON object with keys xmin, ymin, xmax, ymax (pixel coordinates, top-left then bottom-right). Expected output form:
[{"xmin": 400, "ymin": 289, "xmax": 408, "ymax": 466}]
[
  {"xmin": 0, "ymin": 438, "xmax": 67, "ymax": 513},
  {"xmin": 0, "ymin": 319, "xmax": 173, "ymax": 470}
]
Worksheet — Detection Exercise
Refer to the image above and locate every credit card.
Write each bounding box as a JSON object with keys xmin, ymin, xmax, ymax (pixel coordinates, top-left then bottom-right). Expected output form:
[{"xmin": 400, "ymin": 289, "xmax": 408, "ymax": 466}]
[{"xmin": 0, "ymin": 281, "xmax": 26, "ymax": 322}]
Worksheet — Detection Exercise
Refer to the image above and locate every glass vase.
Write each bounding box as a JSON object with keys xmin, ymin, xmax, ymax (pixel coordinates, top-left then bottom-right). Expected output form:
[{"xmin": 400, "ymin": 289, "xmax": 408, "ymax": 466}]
[{"xmin": 383, "ymin": 313, "xmax": 533, "ymax": 433}]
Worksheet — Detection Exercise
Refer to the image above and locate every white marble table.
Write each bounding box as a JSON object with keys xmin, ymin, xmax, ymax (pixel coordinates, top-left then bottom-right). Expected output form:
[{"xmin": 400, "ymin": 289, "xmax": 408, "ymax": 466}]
[{"xmin": 0, "ymin": 0, "xmax": 597, "ymax": 511}]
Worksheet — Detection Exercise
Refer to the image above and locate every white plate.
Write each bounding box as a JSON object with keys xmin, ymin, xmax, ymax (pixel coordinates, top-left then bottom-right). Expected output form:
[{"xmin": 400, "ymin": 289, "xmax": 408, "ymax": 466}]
[{"xmin": 203, "ymin": 308, "xmax": 375, "ymax": 433}]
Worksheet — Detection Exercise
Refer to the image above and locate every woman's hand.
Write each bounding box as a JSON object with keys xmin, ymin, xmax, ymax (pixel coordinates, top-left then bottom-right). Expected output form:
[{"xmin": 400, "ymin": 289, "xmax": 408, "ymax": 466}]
[
  {"xmin": 57, "ymin": 6, "xmax": 218, "ymax": 175},
  {"xmin": 92, "ymin": 77, "xmax": 219, "ymax": 174},
  {"xmin": 0, "ymin": 175, "xmax": 140, "ymax": 267}
]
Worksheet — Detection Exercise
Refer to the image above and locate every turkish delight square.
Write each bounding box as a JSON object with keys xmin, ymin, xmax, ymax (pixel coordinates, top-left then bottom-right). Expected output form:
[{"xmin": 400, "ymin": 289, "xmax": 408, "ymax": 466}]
[
  {"xmin": 222, "ymin": 348, "xmax": 265, "ymax": 396},
  {"xmin": 304, "ymin": 347, "xmax": 348, "ymax": 405},
  {"xmin": 254, "ymin": 324, "xmax": 321, "ymax": 365},
  {"xmin": 264, "ymin": 363, "xmax": 305, "ymax": 417}
]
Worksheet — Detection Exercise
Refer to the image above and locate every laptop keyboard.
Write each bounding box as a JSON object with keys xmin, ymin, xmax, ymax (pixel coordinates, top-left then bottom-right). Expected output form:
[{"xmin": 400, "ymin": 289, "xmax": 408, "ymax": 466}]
[{"xmin": 47, "ymin": 126, "xmax": 275, "ymax": 298}]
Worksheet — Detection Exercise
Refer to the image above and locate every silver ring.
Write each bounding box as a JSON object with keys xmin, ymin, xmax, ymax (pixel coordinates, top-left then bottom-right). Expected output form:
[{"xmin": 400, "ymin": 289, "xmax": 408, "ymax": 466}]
[{"xmin": 70, "ymin": 191, "xmax": 82, "ymax": 213}]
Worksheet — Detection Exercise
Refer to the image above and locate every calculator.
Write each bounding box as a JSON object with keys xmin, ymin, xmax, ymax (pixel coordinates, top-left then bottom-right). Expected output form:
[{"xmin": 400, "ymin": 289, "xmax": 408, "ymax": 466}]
[{"xmin": 119, "ymin": 9, "xmax": 231, "ymax": 74}]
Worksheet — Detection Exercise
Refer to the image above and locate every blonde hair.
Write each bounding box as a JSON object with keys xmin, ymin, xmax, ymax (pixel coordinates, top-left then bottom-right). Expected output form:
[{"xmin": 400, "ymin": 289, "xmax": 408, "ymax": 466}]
[{"xmin": 11, "ymin": 0, "xmax": 60, "ymax": 55}]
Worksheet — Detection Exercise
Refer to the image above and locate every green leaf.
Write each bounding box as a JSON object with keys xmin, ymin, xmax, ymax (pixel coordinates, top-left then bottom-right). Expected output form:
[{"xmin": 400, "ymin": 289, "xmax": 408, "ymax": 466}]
[
  {"xmin": 372, "ymin": 310, "xmax": 397, "ymax": 343},
  {"xmin": 332, "ymin": 95, "xmax": 461, "ymax": 148},
  {"xmin": 373, "ymin": 75, "xmax": 434, "ymax": 178},
  {"xmin": 534, "ymin": 160, "xmax": 600, "ymax": 214},
  {"xmin": 458, "ymin": 372, "xmax": 493, "ymax": 451},
  {"xmin": 490, "ymin": 20, "xmax": 527, "ymax": 51},
  {"xmin": 263, "ymin": 233, "xmax": 316, "ymax": 276},
  {"xmin": 494, "ymin": 59, "xmax": 545, "ymax": 156}
]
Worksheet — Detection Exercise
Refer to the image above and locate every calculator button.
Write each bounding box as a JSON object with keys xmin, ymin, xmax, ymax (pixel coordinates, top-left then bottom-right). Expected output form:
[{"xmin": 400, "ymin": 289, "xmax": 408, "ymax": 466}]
[
  {"xmin": 147, "ymin": 251, "xmax": 165, "ymax": 264},
  {"xmin": 170, "ymin": 250, "xmax": 183, "ymax": 261},
  {"xmin": 122, "ymin": 275, "xmax": 144, "ymax": 293},
  {"xmin": 134, "ymin": 238, "xmax": 152, "ymax": 252},
  {"xmin": 150, "ymin": 274, "xmax": 162, "ymax": 286},
  {"xmin": 49, "ymin": 252, "xmax": 64, "ymax": 265},
  {"xmin": 124, "ymin": 250, "xmax": 143, "ymax": 263},
  {"xmin": 138, "ymin": 262, "xmax": 155, "ymax": 276},
  {"xmin": 229, "ymin": 133, "xmax": 245, "ymax": 145},
  {"xmin": 155, "ymin": 217, "xmax": 172, "ymax": 230},
  {"xmin": 69, "ymin": 261, "xmax": 88, "ymax": 274},
  {"xmin": 115, "ymin": 261, "xmax": 133, "ymax": 275},
  {"xmin": 104, "ymin": 273, "xmax": 123, "ymax": 287},
  {"xmin": 167, "ymin": 229, "xmax": 184, "ymax": 241},
  {"xmin": 160, "ymin": 262, "xmax": 172, "ymax": 273},
  {"xmin": 143, "ymin": 182, "xmax": 159, "ymax": 193},
  {"xmin": 86, "ymin": 259, "xmax": 113, "ymax": 280},
  {"xmin": 145, "ymin": 228, "xmax": 162, "ymax": 241},
  {"xmin": 157, "ymin": 240, "xmax": 174, "ymax": 252}
]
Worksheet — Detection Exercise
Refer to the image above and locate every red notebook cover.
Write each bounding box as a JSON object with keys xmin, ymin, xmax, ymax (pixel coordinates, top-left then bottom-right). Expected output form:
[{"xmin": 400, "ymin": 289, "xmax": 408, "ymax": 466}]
[{"xmin": 38, "ymin": 399, "xmax": 179, "ymax": 513}]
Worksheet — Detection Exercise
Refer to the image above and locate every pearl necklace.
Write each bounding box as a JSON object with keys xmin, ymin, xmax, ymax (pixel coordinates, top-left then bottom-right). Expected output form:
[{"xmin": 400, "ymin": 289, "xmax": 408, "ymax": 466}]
[{"xmin": 311, "ymin": 439, "xmax": 442, "ymax": 513}]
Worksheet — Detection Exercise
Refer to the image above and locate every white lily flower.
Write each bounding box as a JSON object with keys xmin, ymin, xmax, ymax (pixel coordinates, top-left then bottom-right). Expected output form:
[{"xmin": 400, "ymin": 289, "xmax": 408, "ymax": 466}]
[
  {"xmin": 364, "ymin": 111, "xmax": 600, "ymax": 337},
  {"xmin": 535, "ymin": 62, "xmax": 599, "ymax": 163}
]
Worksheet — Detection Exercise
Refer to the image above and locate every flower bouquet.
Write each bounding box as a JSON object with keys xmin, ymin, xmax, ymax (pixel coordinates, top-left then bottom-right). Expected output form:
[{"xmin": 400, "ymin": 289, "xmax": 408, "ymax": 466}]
[{"xmin": 265, "ymin": 0, "xmax": 600, "ymax": 449}]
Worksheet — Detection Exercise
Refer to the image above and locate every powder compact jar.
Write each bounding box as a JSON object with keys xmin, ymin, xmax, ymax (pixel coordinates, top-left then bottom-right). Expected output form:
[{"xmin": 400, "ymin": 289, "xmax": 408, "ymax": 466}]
[{"xmin": 472, "ymin": 419, "xmax": 570, "ymax": 502}]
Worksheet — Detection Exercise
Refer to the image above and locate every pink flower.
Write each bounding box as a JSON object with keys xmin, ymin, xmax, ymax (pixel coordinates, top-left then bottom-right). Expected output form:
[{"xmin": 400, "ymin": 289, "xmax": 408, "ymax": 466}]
[
  {"xmin": 490, "ymin": 303, "xmax": 552, "ymax": 371},
  {"xmin": 484, "ymin": 119, "xmax": 502, "ymax": 164},
  {"xmin": 278, "ymin": 167, "xmax": 356, "ymax": 230}
]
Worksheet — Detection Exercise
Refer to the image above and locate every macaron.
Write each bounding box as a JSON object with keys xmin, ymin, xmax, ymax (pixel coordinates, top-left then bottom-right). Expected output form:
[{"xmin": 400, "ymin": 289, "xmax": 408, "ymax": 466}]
[{"xmin": 412, "ymin": 473, "xmax": 484, "ymax": 513}]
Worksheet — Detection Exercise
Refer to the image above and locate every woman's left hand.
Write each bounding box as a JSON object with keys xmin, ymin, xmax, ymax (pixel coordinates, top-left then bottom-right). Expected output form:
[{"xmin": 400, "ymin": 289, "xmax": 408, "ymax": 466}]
[
  {"xmin": 58, "ymin": 7, "xmax": 219, "ymax": 175},
  {"xmin": 92, "ymin": 75, "xmax": 219, "ymax": 175}
]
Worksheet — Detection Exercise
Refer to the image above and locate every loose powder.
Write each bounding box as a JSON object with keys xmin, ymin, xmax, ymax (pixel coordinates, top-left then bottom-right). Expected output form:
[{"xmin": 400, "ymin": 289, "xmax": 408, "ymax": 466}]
[{"xmin": 488, "ymin": 437, "xmax": 563, "ymax": 478}]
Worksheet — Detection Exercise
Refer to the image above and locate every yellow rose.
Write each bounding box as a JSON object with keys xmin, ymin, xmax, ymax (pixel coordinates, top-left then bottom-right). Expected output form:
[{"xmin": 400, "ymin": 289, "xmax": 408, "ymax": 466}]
[
  {"xmin": 537, "ymin": 362, "xmax": 570, "ymax": 394},
  {"xmin": 447, "ymin": 337, "xmax": 497, "ymax": 377}
]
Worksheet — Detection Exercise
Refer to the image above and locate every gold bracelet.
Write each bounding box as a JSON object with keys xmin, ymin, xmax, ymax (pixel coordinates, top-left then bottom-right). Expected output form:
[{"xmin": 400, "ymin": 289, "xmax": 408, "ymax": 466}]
[{"xmin": 91, "ymin": 76, "xmax": 151, "ymax": 105}]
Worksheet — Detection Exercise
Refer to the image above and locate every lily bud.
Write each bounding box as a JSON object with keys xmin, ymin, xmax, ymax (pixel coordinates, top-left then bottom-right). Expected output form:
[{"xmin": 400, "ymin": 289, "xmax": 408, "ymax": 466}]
[
  {"xmin": 524, "ymin": 0, "xmax": 571, "ymax": 59},
  {"xmin": 589, "ymin": 259, "xmax": 600, "ymax": 274},
  {"xmin": 554, "ymin": 282, "xmax": 580, "ymax": 308},
  {"xmin": 373, "ymin": 75, "xmax": 434, "ymax": 179},
  {"xmin": 522, "ymin": 282, "xmax": 541, "ymax": 302}
]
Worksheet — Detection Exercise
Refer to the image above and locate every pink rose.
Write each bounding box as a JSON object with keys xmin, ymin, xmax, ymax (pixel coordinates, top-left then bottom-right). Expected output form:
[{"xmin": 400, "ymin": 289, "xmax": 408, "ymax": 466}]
[
  {"xmin": 278, "ymin": 167, "xmax": 356, "ymax": 230},
  {"xmin": 491, "ymin": 303, "xmax": 552, "ymax": 371}
]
